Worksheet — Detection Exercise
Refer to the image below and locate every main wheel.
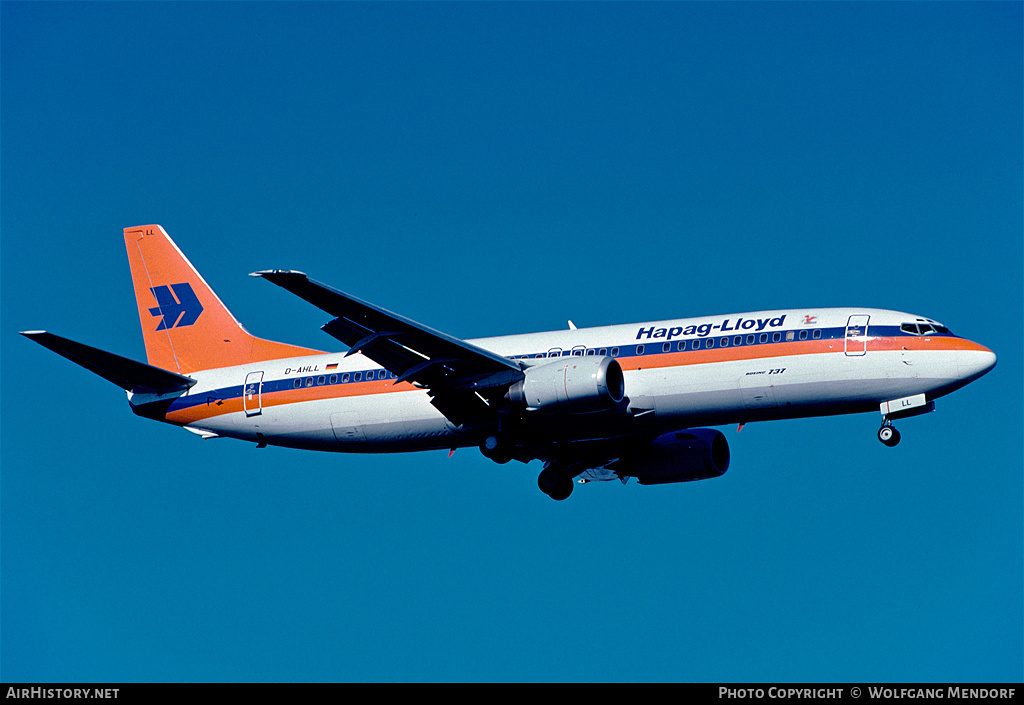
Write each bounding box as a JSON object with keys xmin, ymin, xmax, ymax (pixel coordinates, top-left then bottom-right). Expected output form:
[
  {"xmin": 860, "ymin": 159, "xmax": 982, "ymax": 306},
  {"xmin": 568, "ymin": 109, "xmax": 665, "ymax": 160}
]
[
  {"xmin": 480, "ymin": 435, "xmax": 512, "ymax": 464},
  {"xmin": 878, "ymin": 425, "xmax": 901, "ymax": 447},
  {"xmin": 538, "ymin": 467, "xmax": 573, "ymax": 501}
]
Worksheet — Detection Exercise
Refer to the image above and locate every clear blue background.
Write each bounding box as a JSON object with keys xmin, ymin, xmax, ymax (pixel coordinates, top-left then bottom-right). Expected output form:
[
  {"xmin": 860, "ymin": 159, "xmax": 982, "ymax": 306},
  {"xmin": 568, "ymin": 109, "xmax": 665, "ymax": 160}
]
[{"xmin": 3, "ymin": 2, "xmax": 1021, "ymax": 682}]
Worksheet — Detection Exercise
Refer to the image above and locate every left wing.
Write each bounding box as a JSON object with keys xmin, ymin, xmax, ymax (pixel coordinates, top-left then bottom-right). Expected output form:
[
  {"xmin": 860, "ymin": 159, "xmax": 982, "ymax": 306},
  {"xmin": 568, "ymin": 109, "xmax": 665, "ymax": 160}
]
[{"xmin": 252, "ymin": 270, "xmax": 524, "ymax": 426}]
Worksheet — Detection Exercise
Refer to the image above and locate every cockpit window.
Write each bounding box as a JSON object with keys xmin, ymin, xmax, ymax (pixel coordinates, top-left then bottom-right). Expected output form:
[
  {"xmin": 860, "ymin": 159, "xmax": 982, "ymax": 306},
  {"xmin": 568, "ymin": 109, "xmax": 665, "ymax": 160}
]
[{"xmin": 902, "ymin": 322, "xmax": 952, "ymax": 336}]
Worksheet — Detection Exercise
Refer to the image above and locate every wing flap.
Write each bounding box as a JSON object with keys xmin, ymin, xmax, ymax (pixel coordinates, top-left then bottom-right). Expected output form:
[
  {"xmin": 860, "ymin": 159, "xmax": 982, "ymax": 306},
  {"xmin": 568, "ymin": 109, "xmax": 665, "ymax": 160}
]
[{"xmin": 252, "ymin": 270, "xmax": 524, "ymax": 393}]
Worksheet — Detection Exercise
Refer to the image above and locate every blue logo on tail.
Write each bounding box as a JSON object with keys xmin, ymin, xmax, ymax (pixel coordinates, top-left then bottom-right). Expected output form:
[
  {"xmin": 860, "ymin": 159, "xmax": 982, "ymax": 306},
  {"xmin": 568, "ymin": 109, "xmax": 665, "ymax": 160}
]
[{"xmin": 149, "ymin": 283, "xmax": 204, "ymax": 330}]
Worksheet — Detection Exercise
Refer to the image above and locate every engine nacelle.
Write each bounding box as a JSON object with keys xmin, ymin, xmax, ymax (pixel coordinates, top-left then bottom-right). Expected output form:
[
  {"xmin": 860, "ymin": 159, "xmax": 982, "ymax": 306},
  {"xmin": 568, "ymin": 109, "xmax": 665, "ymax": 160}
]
[
  {"xmin": 507, "ymin": 355, "xmax": 625, "ymax": 413},
  {"xmin": 622, "ymin": 429, "xmax": 730, "ymax": 485}
]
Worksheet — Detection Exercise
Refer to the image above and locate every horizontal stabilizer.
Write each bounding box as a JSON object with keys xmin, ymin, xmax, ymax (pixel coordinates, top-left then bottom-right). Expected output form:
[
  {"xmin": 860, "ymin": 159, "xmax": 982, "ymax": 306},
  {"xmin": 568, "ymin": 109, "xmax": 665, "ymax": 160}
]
[{"xmin": 20, "ymin": 331, "xmax": 197, "ymax": 394}]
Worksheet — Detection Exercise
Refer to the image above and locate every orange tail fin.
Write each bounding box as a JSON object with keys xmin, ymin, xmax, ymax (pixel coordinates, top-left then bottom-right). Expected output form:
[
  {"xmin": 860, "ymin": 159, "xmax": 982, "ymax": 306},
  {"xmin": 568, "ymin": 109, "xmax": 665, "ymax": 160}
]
[{"xmin": 124, "ymin": 225, "xmax": 321, "ymax": 373}]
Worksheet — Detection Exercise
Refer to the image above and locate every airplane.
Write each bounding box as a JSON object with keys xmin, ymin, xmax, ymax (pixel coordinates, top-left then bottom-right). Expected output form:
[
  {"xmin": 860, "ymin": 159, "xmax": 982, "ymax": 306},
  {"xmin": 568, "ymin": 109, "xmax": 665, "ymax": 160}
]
[{"xmin": 22, "ymin": 225, "xmax": 997, "ymax": 500}]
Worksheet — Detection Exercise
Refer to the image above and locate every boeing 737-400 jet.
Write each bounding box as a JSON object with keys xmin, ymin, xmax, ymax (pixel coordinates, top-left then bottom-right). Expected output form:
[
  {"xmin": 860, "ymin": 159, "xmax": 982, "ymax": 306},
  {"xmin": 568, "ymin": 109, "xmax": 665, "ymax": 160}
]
[{"xmin": 22, "ymin": 225, "xmax": 997, "ymax": 500}]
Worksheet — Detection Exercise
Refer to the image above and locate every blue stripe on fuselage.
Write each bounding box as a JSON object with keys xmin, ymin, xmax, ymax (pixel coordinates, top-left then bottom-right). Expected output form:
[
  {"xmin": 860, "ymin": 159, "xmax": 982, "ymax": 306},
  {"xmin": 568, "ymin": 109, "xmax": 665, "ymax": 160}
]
[{"xmin": 166, "ymin": 324, "xmax": 955, "ymax": 413}]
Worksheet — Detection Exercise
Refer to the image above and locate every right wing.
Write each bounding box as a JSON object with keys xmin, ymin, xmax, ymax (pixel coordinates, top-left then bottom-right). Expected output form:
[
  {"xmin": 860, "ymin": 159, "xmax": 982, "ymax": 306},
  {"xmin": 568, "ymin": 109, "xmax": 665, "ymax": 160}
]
[{"xmin": 252, "ymin": 270, "xmax": 524, "ymax": 426}]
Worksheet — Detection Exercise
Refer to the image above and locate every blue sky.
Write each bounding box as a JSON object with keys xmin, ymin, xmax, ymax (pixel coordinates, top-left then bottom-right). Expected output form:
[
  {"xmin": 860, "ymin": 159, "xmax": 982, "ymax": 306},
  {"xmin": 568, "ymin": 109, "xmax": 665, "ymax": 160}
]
[{"xmin": 2, "ymin": 2, "xmax": 1021, "ymax": 682}]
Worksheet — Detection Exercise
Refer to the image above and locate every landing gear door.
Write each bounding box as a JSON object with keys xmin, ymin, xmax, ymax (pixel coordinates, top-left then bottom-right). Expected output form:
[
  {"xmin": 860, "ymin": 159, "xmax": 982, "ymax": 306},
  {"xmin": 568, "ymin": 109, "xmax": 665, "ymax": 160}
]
[
  {"xmin": 844, "ymin": 314, "xmax": 870, "ymax": 357},
  {"xmin": 244, "ymin": 371, "xmax": 264, "ymax": 416}
]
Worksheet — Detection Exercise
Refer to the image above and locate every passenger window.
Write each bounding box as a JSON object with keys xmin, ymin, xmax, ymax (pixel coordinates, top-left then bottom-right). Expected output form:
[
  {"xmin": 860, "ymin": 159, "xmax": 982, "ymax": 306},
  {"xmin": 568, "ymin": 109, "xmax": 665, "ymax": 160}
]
[
  {"xmin": 305, "ymin": 377, "xmax": 314, "ymax": 387},
  {"xmin": 733, "ymin": 336, "xmax": 742, "ymax": 346},
  {"xmin": 786, "ymin": 331, "xmax": 794, "ymax": 341},
  {"xmin": 354, "ymin": 372, "xmax": 362, "ymax": 382},
  {"xmin": 599, "ymin": 348, "xmax": 607, "ymax": 356},
  {"xmin": 677, "ymin": 341, "xmax": 686, "ymax": 351},
  {"xmin": 692, "ymin": 339, "xmax": 701, "ymax": 350},
  {"xmin": 293, "ymin": 378, "xmax": 302, "ymax": 389},
  {"xmin": 611, "ymin": 347, "xmax": 619, "ymax": 357},
  {"xmin": 636, "ymin": 345, "xmax": 645, "ymax": 355},
  {"xmin": 813, "ymin": 330, "xmax": 821, "ymax": 339},
  {"xmin": 330, "ymin": 374, "xmax": 338, "ymax": 384},
  {"xmin": 342, "ymin": 373, "xmax": 350, "ymax": 383},
  {"xmin": 317, "ymin": 376, "xmax": 325, "ymax": 385},
  {"xmin": 759, "ymin": 334, "xmax": 768, "ymax": 344},
  {"xmin": 773, "ymin": 332, "xmax": 781, "ymax": 343},
  {"xmin": 746, "ymin": 335, "xmax": 755, "ymax": 345},
  {"xmin": 799, "ymin": 330, "xmax": 808, "ymax": 341},
  {"xmin": 706, "ymin": 338, "xmax": 714, "ymax": 349},
  {"xmin": 586, "ymin": 349, "xmax": 596, "ymax": 356},
  {"xmin": 662, "ymin": 343, "xmax": 671, "ymax": 353},
  {"xmin": 720, "ymin": 337, "xmax": 729, "ymax": 347}
]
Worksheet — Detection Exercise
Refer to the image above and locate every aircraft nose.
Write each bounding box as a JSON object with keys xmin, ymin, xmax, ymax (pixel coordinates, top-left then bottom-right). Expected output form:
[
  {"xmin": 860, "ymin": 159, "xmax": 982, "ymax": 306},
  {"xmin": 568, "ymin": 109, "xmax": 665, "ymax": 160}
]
[{"xmin": 959, "ymin": 343, "xmax": 997, "ymax": 382}]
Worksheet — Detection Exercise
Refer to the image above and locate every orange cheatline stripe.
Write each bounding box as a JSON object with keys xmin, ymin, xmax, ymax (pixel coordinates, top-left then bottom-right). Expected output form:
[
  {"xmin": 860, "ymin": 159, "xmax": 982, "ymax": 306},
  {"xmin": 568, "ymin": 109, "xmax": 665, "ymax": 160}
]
[
  {"xmin": 165, "ymin": 378, "xmax": 421, "ymax": 425},
  {"xmin": 166, "ymin": 335, "xmax": 989, "ymax": 424},
  {"xmin": 616, "ymin": 336, "xmax": 988, "ymax": 371}
]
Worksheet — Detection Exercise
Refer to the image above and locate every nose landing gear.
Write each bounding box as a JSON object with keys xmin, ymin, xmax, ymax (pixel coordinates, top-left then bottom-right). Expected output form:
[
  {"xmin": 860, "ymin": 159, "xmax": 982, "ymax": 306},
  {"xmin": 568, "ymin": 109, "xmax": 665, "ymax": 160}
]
[
  {"xmin": 878, "ymin": 420, "xmax": 901, "ymax": 447},
  {"xmin": 876, "ymin": 394, "xmax": 935, "ymax": 447}
]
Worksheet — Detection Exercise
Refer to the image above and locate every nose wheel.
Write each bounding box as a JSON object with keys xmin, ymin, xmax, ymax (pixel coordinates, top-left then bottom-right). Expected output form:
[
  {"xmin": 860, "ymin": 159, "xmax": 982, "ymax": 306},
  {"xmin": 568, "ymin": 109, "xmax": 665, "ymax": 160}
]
[{"xmin": 878, "ymin": 421, "xmax": 901, "ymax": 447}]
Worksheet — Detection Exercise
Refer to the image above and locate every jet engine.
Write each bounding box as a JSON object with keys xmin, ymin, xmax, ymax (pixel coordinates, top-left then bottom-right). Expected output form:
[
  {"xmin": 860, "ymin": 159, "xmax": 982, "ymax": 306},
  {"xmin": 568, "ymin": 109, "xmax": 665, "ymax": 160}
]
[
  {"xmin": 616, "ymin": 429, "xmax": 730, "ymax": 485},
  {"xmin": 506, "ymin": 355, "xmax": 625, "ymax": 413}
]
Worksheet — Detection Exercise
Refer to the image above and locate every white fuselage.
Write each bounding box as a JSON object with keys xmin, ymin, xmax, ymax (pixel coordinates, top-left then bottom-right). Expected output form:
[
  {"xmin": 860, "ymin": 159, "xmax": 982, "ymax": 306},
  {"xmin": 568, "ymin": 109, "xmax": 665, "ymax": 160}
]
[{"xmin": 135, "ymin": 307, "xmax": 995, "ymax": 452}]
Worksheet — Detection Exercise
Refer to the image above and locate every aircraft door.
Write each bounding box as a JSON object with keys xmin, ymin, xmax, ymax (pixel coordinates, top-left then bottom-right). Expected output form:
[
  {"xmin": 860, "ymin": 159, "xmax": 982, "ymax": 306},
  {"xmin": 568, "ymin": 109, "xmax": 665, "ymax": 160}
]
[
  {"xmin": 844, "ymin": 315, "xmax": 870, "ymax": 357},
  {"xmin": 244, "ymin": 371, "xmax": 264, "ymax": 416},
  {"xmin": 740, "ymin": 374, "xmax": 778, "ymax": 410},
  {"xmin": 331, "ymin": 411, "xmax": 366, "ymax": 443}
]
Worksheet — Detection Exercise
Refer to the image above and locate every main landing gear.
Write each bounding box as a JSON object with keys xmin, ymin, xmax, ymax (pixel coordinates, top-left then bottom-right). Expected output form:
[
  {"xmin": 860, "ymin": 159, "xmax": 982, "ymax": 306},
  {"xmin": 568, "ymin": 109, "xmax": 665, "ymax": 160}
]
[
  {"xmin": 877, "ymin": 419, "xmax": 901, "ymax": 447},
  {"xmin": 480, "ymin": 432, "xmax": 576, "ymax": 500},
  {"xmin": 480, "ymin": 434, "xmax": 575, "ymax": 500},
  {"xmin": 538, "ymin": 465, "xmax": 574, "ymax": 501},
  {"xmin": 479, "ymin": 434, "xmax": 513, "ymax": 464}
]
